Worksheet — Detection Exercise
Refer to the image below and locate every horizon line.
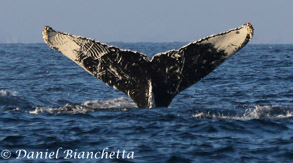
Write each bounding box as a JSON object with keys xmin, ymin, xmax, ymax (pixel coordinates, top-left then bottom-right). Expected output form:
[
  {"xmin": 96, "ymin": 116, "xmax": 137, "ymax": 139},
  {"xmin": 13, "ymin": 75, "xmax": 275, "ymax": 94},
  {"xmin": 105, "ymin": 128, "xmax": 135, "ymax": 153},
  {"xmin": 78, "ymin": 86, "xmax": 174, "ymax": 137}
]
[{"xmin": 0, "ymin": 42, "xmax": 292, "ymax": 45}]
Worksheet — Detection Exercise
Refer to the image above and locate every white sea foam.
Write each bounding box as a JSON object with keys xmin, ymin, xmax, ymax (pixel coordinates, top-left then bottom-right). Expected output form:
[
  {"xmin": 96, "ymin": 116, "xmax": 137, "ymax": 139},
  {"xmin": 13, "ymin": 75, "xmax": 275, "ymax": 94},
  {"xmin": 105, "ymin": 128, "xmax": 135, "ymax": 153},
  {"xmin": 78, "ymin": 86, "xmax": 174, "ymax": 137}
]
[
  {"xmin": 192, "ymin": 105, "xmax": 293, "ymax": 120},
  {"xmin": 0, "ymin": 89, "xmax": 18, "ymax": 97},
  {"xmin": 29, "ymin": 97, "xmax": 137, "ymax": 114}
]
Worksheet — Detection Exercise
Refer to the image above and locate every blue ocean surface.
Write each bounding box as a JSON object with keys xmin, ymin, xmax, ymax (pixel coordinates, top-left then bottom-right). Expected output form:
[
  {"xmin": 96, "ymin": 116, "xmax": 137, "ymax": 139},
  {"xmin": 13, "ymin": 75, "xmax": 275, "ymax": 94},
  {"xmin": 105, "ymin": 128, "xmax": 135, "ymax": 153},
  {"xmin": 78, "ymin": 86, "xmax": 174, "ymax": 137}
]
[{"xmin": 0, "ymin": 43, "xmax": 292, "ymax": 162}]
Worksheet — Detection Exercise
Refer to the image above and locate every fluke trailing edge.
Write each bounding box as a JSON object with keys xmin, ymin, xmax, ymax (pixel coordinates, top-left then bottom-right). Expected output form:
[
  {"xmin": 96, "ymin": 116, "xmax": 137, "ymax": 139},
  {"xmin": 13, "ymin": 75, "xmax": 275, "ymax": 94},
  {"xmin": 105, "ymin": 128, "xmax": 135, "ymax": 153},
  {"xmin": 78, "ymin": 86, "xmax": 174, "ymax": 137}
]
[{"xmin": 42, "ymin": 23, "xmax": 254, "ymax": 108}]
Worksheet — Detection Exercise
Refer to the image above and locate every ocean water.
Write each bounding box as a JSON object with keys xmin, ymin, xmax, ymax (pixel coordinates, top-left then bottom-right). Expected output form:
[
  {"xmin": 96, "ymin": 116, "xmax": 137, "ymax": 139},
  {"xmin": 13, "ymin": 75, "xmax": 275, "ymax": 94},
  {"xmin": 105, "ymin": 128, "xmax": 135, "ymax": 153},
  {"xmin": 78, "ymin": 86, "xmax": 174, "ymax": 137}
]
[{"xmin": 0, "ymin": 43, "xmax": 292, "ymax": 162}]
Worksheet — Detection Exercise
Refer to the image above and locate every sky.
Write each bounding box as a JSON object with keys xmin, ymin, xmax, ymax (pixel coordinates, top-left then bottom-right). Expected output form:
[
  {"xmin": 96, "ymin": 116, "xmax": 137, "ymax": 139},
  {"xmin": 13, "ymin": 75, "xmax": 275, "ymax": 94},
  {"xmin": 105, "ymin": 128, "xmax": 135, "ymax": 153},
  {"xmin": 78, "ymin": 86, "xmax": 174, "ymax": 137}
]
[{"xmin": 0, "ymin": 0, "xmax": 292, "ymax": 44}]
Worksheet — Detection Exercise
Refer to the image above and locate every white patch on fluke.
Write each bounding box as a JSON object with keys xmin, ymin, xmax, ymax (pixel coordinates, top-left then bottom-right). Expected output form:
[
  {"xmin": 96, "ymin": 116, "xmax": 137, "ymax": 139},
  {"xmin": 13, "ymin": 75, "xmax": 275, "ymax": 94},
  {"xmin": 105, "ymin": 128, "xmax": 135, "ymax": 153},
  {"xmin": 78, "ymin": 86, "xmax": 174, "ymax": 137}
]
[
  {"xmin": 43, "ymin": 27, "xmax": 80, "ymax": 62},
  {"xmin": 200, "ymin": 23, "xmax": 253, "ymax": 56},
  {"xmin": 147, "ymin": 79, "xmax": 154, "ymax": 108}
]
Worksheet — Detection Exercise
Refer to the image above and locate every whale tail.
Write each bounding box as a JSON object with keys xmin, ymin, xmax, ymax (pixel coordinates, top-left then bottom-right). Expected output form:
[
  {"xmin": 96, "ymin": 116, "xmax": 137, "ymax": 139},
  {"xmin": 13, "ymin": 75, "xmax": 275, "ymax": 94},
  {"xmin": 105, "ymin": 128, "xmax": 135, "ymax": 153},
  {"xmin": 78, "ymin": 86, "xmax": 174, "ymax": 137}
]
[{"xmin": 43, "ymin": 23, "xmax": 253, "ymax": 108}]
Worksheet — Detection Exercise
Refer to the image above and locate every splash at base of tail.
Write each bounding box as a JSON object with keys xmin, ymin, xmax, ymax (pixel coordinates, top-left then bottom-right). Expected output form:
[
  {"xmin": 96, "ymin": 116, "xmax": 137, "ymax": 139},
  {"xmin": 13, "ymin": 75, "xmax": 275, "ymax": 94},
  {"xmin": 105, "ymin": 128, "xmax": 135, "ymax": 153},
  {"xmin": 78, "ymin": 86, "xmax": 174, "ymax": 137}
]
[{"xmin": 42, "ymin": 23, "xmax": 253, "ymax": 108}]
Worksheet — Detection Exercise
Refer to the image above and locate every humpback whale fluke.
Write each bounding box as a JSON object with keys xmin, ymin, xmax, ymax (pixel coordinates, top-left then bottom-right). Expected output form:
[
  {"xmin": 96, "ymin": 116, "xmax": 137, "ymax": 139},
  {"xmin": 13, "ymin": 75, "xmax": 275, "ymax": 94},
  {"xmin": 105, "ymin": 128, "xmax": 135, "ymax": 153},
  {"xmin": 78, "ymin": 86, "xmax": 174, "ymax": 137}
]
[{"xmin": 42, "ymin": 23, "xmax": 254, "ymax": 108}]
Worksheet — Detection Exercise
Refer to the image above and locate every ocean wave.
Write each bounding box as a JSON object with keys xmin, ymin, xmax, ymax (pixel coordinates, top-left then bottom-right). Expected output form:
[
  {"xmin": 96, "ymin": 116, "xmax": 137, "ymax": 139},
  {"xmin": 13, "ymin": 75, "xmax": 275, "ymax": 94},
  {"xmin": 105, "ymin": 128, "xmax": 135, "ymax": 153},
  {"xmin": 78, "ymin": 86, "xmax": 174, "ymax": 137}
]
[
  {"xmin": 0, "ymin": 89, "xmax": 31, "ymax": 110},
  {"xmin": 29, "ymin": 97, "xmax": 137, "ymax": 114},
  {"xmin": 0, "ymin": 50, "xmax": 6, "ymax": 55},
  {"xmin": 192, "ymin": 105, "xmax": 293, "ymax": 120}
]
